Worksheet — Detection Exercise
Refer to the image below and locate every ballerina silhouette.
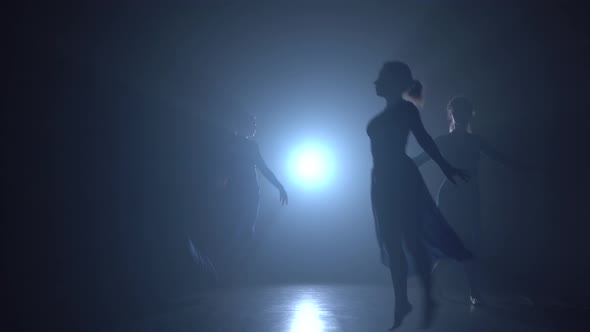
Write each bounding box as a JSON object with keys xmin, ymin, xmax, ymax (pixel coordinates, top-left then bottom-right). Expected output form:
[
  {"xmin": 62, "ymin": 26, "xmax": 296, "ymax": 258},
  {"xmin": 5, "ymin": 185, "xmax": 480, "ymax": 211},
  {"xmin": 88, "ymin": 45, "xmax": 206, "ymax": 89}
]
[
  {"xmin": 226, "ymin": 111, "xmax": 288, "ymax": 230},
  {"xmin": 414, "ymin": 96, "xmax": 528, "ymax": 305},
  {"xmin": 215, "ymin": 111, "xmax": 288, "ymax": 284},
  {"xmin": 367, "ymin": 62, "xmax": 471, "ymax": 330}
]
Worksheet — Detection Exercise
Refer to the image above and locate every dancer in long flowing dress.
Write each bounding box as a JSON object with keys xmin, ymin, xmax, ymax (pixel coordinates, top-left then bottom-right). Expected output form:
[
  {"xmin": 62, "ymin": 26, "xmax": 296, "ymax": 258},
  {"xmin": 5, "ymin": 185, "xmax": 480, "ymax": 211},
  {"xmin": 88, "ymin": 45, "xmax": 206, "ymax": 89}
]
[{"xmin": 367, "ymin": 61, "xmax": 471, "ymax": 329}]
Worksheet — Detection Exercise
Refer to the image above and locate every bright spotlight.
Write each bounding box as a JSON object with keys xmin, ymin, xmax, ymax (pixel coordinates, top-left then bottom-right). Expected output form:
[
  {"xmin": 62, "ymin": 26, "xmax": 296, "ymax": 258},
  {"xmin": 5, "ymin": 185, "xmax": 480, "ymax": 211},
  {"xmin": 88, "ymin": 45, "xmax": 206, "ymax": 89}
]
[{"xmin": 288, "ymin": 142, "xmax": 334, "ymax": 189}]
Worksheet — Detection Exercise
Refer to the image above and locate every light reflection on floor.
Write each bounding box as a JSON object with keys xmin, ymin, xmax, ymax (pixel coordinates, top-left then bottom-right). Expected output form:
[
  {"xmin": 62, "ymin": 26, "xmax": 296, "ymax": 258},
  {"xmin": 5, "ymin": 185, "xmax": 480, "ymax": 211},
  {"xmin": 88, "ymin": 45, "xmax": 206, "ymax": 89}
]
[
  {"xmin": 107, "ymin": 285, "xmax": 582, "ymax": 332},
  {"xmin": 290, "ymin": 299, "xmax": 325, "ymax": 332}
]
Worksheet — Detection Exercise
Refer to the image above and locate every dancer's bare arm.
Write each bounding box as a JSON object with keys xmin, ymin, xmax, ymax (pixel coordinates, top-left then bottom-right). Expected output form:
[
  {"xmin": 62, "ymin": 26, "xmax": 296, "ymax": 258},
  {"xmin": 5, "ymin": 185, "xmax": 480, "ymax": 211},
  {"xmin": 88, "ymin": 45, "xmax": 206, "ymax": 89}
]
[
  {"xmin": 255, "ymin": 145, "xmax": 288, "ymax": 205},
  {"xmin": 409, "ymin": 108, "xmax": 468, "ymax": 184}
]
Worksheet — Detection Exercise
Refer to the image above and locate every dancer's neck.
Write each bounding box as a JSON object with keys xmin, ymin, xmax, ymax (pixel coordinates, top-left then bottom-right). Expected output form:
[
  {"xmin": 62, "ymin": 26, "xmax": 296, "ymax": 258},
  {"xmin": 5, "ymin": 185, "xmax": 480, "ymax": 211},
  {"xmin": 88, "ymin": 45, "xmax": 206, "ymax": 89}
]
[{"xmin": 385, "ymin": 96, "xmax": 404, "ymax": 109}]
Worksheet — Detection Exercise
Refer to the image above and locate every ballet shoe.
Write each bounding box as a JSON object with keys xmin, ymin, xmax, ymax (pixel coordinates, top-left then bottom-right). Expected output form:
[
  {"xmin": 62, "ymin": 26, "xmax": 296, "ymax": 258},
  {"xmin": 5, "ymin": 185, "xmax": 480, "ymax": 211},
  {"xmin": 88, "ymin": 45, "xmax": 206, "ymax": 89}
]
[{"xmin": 469, "ymin": 293, "xmax": 486, "ymax": 306}]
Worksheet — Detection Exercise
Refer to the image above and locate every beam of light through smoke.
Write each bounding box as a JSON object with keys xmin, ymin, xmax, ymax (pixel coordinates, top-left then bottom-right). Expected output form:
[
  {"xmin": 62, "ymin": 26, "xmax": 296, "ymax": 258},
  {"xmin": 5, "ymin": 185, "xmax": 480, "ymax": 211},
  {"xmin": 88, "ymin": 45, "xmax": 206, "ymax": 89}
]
[{"xmin": 287, "ymin": 142, "xmax": 335, "ymax": 190}]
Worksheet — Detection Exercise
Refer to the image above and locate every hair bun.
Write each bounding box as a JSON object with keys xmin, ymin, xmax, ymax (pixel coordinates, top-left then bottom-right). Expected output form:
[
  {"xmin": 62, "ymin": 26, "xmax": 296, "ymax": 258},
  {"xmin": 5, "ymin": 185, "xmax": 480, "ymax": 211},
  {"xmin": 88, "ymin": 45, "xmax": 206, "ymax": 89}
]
[{"xmin": 405, "ymin": 79, "xmax": 423, "ymax": 103}]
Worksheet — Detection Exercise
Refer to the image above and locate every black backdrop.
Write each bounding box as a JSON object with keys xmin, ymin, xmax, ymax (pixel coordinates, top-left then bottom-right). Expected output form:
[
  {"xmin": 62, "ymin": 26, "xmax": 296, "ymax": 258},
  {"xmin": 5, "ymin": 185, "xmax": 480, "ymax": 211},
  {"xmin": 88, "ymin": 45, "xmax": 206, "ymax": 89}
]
[{"xmin": 4, "ymin": 1, "xmax": 588, "ymax": 330}]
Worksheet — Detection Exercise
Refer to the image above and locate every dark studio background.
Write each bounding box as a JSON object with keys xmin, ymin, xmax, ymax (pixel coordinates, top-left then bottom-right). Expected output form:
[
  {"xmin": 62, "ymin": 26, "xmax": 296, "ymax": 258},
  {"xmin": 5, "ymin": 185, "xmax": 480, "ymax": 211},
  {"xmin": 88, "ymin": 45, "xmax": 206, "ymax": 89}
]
[{"xmin": 3, "ymin": 0, "xmax": 589, "ymax": 330}]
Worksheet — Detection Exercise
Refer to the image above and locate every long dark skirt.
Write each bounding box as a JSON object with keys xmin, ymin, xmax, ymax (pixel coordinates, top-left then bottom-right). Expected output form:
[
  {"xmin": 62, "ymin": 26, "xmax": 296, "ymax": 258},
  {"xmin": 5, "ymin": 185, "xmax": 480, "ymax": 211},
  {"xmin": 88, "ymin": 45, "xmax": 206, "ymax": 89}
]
[{"xmin": 372, "ymin": 162, "xmax": 471, "ymax": 275}]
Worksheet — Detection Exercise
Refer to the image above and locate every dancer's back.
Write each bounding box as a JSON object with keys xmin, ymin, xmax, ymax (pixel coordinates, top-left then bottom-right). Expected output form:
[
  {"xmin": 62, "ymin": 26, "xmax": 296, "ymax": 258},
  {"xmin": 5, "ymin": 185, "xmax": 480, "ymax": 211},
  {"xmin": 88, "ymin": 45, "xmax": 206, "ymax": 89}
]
[{"xmin": 436, "ymin": 130, "xmax": 482, "ymax": 185}]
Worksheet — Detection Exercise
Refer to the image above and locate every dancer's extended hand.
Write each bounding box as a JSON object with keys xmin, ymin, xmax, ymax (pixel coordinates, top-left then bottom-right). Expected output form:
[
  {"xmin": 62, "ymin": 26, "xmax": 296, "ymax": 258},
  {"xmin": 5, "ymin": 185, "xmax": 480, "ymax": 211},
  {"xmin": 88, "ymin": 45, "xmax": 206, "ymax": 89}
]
[
  {"xmin": 278, "ymin": 185, "xmax": 289, "ymax": 205},
  {"xmin": 442, "ymin": 165, "xmax": 470, "ymax": 184}
]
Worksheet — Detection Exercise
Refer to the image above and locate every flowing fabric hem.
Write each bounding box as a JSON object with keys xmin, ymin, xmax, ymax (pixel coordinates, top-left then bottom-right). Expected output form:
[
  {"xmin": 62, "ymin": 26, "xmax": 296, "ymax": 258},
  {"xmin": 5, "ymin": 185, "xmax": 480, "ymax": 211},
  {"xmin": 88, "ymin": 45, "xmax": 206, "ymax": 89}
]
[{"xmin": 374, "ymin": 178, "xmax": 472, "ymax": 274}]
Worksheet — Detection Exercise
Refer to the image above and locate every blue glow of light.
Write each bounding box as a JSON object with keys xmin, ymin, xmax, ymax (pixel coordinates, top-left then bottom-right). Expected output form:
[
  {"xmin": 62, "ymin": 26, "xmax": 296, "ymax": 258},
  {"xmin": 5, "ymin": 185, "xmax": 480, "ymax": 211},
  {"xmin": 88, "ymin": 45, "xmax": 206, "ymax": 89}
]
[{"xmin": 288, "ymin": 142, "xmax": 334, "ymax": 189}]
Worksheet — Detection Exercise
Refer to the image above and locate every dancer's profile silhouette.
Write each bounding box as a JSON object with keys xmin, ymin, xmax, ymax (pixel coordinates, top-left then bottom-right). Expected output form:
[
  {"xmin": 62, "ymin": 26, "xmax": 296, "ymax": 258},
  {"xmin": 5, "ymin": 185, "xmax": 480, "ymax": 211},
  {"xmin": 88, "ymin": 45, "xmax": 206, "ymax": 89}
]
[
  {"xmin": 367, "ymin": 61, "xmax": 471, "ymax": 330},
  {"xmin": 413, "ymin": 96, "xmax": 528, "ymax": 305}
]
